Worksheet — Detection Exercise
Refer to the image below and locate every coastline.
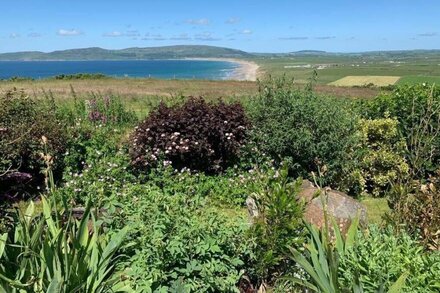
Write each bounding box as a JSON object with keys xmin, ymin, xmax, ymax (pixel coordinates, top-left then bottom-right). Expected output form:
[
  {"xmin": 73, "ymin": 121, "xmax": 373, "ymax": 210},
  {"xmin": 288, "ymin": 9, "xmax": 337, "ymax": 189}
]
[{"xmin": 184, "ymin": 58, "xmax": 260, "ymax": 81}]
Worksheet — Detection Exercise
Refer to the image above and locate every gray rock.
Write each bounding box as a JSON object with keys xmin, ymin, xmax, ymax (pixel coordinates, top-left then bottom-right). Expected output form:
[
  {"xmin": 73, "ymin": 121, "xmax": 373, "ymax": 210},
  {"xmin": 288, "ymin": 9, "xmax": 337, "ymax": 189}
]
[{"xmin": 298, "ymin": 180, "xmax": 367, "ymax": 235}]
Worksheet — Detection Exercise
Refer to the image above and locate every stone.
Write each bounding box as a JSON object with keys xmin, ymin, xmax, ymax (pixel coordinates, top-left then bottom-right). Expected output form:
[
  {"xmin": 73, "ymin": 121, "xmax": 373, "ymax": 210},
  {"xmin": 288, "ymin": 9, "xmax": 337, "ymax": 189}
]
[{"xmin": 299, "ymin": 180, "xmax": 367, "ymax": 235}]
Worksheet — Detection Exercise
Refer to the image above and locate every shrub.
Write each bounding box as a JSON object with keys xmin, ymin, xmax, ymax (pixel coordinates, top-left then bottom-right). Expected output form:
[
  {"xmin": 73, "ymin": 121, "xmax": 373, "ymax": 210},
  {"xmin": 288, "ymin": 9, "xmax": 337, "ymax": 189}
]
[
  {"xmin": 339, "ymin": 226, "xmax": 440, "ymax": 292},
  {"xmin": 130, "ymin": 97, "xmax": 249, "ymax": 173},
  {"xmin": 388, "ymin": 172, "xmax": 440, "ymax": 250},
  {"xmin": 247, "ymin": 77, "xmax": 359, "ymax": 187},
  {"xmin": 0, "ymin": 90, "xmax": 68, "ymax": 196},
  {"xmin": 113, "ymin": 185, "xmax": 254, "ymax": 292},
  {"xmin": 248, "ymin": 167, "xmax": 305, "ymax": 286},
  {"xmin": 346, "ymin": 117, "xmax": 409, "ymax": 197},
  {"xmin": 365, "ymin": 83, "xmax": 440, "ymax": 178}
]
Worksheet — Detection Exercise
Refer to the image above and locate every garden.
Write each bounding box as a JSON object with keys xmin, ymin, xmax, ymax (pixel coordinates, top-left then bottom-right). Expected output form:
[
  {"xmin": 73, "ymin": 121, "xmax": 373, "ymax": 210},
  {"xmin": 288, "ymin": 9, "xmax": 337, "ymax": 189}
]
[{"xmin": 1, "ymin": 78, "xmax": 440, "ymax": 292}]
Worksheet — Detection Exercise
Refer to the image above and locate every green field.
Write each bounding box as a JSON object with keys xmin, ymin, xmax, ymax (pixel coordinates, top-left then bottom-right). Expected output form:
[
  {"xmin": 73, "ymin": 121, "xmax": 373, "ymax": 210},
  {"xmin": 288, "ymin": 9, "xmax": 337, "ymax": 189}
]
[{"xmin": 253, "ymin": 51, "xmax": 440, "ymax": 85}]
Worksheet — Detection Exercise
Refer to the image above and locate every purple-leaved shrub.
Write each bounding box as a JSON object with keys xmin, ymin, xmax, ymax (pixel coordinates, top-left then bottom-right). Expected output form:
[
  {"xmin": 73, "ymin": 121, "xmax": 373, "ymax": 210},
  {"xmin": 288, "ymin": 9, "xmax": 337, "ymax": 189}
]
[{"xmin": 130, "ymin": 97, "xmax": 249, "ymax": 173}]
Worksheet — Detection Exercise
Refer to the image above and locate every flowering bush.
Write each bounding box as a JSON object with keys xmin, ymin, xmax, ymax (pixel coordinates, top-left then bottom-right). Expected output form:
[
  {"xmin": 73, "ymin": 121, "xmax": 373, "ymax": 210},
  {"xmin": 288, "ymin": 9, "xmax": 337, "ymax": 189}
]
[{"xmin": 130, "ymin": 97, "xmax": 249, "ymax": 173}]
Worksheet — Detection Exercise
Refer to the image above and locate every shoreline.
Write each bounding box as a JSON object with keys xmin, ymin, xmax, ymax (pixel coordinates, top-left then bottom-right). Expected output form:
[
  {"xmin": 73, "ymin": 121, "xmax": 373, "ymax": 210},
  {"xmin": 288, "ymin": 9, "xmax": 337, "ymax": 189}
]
[
  {"xmin": 184, "ymin": 58, "xmax": 260, "ymax": 81},
  {"xmin": 0, "ymin": 58, "xmax": 260, "ymax": 82}
]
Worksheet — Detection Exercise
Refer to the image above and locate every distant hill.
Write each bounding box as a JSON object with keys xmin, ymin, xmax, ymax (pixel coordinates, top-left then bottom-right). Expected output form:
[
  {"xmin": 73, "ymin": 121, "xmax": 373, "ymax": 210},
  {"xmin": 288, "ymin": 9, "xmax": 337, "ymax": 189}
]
[{"xmin": 0, "ymin": 45, "xmax": 252, "ymax": 61}]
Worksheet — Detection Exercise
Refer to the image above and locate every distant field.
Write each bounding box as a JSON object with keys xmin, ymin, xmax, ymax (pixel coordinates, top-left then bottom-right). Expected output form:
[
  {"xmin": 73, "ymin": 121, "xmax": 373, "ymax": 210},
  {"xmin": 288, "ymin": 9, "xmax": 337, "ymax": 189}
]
[
  {"xmin": 397, "ymin": 75, "xmax": 440, "ymax": 84},
  {"xmin": 329, "ymin": 76, "xmax": 400, "ymax": 87},
  {"xmin": 253, "ymin": 51, "xmax": 440, "ymax": 85}
]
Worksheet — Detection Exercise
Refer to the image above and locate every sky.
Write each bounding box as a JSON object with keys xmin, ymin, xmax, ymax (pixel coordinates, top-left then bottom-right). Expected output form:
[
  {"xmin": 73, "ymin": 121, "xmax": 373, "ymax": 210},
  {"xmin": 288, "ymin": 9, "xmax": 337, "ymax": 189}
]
[{"xmin": 1, "ymin": 0, "xmax": 439, "ymax": 53}]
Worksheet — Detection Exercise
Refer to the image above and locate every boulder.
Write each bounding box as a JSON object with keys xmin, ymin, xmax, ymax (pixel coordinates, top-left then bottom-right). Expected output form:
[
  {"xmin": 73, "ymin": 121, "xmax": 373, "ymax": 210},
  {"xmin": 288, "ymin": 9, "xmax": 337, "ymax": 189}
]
[{"xmin": 299, "ymin": 180, "xmax": 367, "ymax": 234}]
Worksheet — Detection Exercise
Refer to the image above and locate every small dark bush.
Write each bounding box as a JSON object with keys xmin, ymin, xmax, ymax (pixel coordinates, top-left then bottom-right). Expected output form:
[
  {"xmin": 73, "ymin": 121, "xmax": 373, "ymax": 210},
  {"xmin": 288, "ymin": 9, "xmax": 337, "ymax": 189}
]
[
  {"xmin": 0, "ymin": 90, "xmax": 68, "ymax": 197},
  {"xmin": 130, "ymin": 97, "xmax": 249, "ymax": 173}
]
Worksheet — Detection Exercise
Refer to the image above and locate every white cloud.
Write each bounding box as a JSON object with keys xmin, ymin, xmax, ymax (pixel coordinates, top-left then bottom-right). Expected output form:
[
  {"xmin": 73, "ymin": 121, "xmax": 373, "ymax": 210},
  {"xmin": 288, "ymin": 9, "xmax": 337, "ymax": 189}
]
[
  {"xmin": 103, "ymin": 30, "xmax": 140, "ymax": 37},
  {"xmin": 279, "ymin": 36, "xmax": 308, "ymax": 40},
  {"xmin": 417, "ymin": 32, "xmax": 437, "ymax": 37},
  {"xmin": 28, "ymin": 32, "xmax": 42, "ymax": 38},
  {"xmin": 185, "ymin": 18, "xmax": 210, "ymax": 25},
  {"xmin": 225, "ymin": 17, "xmax": 240, "ymax": 24},
  {"xmin": 240, "ymin": 29, "xmax": 253, "ymax": 35},
  {"xmin": 315, "ymin": 36, "xmax": 336, "ymax": 40},
  {"xmin": 194, "ymin": 32, "xmax": 221, "ymax": 41},
  {"xmin": 103, "ymin": 31, "xmax": 123, "ymax": 37},
  {"xmin": 9, "ymin": 33, "xmax": 20, "ymax": 39},
  {"xmin": 57, "ymin": 29, "xmax": 82, "ymax": 36},
  {"xmin": 170, "ymin": 33, "xmax": 192, "ymax": 40}
]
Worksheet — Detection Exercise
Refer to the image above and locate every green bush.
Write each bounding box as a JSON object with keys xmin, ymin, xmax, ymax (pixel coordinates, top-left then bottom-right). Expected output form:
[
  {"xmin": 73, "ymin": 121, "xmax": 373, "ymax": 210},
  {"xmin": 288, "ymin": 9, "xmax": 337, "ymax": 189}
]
[
  {"xmin": 364, "ymin": 83, "xmax": 440, "ymax": 178},
  {"xmin": 339, "ymin": 226, "xmax": 440, "ymax": 292},
  {"xmin": 0, "ymin": 90, "xmax": 68, "ymax": 195},
  {"xmin": 347, "ymin": 117, "xmax": 409, "ymax": 197},
  {"xmin": 112, "ymin": 185, "xmax": 254, "ymax": 292},
  {"xmin": 248, "ymin": 167, "xmax": 305, "ymax": 286},
  {"xmin": 247, "ymin": 77, "xmax": 359, "ymax": 187}
]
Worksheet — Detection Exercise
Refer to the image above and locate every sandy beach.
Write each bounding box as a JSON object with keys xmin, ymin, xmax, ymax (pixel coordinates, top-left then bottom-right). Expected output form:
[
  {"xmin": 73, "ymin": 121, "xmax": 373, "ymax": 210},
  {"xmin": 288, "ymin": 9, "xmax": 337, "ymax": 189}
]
[{"xmin": 184, "ymin": 58, "xmax": 260, "ymax": 81}]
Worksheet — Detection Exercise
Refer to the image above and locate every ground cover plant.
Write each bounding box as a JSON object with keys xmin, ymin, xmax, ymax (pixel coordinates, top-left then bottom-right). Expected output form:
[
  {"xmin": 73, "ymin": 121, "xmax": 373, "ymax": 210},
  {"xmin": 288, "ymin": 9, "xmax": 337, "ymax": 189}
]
[{"xmin": 1, "ymin": 80, "xmax": 440, "ymax": 292}]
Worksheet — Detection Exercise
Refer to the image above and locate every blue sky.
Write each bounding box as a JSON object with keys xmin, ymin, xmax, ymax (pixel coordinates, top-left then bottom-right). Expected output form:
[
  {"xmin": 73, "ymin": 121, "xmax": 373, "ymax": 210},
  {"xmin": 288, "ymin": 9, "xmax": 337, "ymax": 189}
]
[{"xmin": 1, "ymin": 0, "xmax": 439, "ymax": 53}]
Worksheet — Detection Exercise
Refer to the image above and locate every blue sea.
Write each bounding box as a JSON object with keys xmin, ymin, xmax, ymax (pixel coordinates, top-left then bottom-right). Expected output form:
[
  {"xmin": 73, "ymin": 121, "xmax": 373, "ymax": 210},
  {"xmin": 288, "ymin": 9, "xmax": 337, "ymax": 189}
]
[{"xmin": 0, "ymin": 60, "xmax": 240, "ymax": 80}]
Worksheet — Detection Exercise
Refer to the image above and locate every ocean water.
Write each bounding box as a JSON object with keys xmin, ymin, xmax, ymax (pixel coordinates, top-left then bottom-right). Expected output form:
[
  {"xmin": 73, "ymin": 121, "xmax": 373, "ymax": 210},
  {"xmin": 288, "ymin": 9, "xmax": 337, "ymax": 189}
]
[{"xmin": 0, "ymin": 60, "xmax": 239, "ymax": 80}]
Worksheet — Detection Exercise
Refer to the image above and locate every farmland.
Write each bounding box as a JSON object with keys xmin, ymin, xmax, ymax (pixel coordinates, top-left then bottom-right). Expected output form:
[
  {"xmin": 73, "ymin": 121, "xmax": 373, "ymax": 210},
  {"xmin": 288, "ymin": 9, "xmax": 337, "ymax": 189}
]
[{"xmin": 254, "ymin": 50, "xmax": 440, "ymax": 86}]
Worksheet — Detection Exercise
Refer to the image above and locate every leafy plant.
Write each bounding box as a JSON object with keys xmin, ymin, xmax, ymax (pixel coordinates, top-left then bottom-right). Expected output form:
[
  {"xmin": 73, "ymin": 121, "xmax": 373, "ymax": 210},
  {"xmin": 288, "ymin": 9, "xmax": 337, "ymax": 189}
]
[
  {"xmin": 0, "ymin": 89, "xmax": 68, "ymax": 196},
  {"xmin": 288, "ymin": 217, "xmax": 413, "ymax": 293},
  {"xmin": 130, "ymin": 97, "xmax": 249, "ymax": 173},
  {"xmin": 364, "ymin": 83, "xmax": 440, "ymax": 178},
  {"xmin": 388, "ymin": 172, "xmax": 440, "ymax": 250},
  {"xmin": 347, "ymin": 117, "xmax": 409, "ymax": 197},
  {"xmin": 339, "ymin": 226, "xmax": 440, "ymax": 292},
  {"xmin": 287, "ymin": 212, "xmax": 361, "ymax": 292},
  {"xmin": 0, "ymin": 197, "xmax": 131, "ymax": 292},
  {"xmin": 59, "ymin": 92, "xmax": 137, "ymax": 126},
  {"xmin": 247, "ymin": 77, "xmax": 359, "ymax": 187},
  {"xmin": 249, "ymin": 166, "xmax": 305, "ymax": 286},
  {"xmin": 112, "ymin": 185, "xmax": 253, "ymax": 292}
]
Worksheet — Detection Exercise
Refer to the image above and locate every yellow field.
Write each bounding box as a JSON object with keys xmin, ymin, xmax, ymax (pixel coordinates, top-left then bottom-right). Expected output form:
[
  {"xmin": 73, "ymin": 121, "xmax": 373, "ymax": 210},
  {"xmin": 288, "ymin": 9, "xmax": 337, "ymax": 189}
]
[{"xmin": 329, "ymin": 76, "xmax": 401, "ymax": 87}]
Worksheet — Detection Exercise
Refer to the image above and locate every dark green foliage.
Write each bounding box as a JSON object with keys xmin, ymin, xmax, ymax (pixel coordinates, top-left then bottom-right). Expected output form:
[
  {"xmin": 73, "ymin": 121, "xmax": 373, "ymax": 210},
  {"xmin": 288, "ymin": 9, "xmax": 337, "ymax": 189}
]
[
  {"xmin": 364, "ymin": 83, "xmax": 440, "ymax": 178},
  {"xmin": 53, "ymin": 73, "xmax": 108, "ymax": 80},
  {"xmin": 249, "ymin": 167, "xmax": 305, "ymax": 285},
  {"xmin": 113, "ymin": 185, "xmax": 253, "ymax": 292},
  {"xmin": 0, "ymin": 90, "xmax": 68, "ymax": 196},
  {"xmin": 247, "ymin": 77, "xmax": 359, "ymax": 186},
  {"xmin": 130, "ymin": 97, "xmax": 249, "ymax": 173}
]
